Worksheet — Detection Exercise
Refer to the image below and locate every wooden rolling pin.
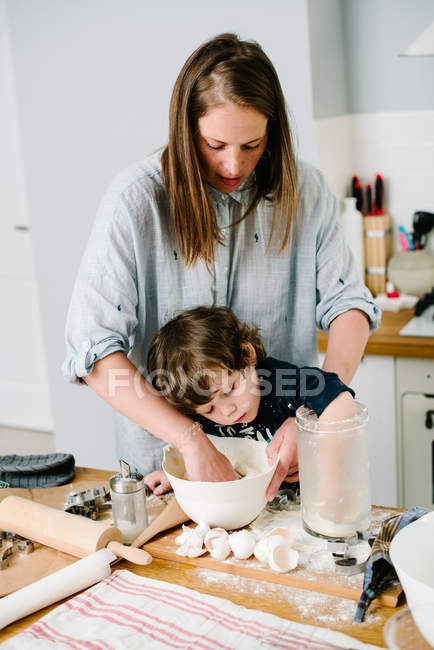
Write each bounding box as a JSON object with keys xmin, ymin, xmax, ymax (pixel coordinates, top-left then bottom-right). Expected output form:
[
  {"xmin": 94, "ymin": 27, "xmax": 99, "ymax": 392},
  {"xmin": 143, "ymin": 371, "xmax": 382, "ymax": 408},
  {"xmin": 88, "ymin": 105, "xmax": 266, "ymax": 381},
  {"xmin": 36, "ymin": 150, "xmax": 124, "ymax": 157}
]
[{"xmin": 0, "ymin": 495, "xmax": 151, "ymax": 565}]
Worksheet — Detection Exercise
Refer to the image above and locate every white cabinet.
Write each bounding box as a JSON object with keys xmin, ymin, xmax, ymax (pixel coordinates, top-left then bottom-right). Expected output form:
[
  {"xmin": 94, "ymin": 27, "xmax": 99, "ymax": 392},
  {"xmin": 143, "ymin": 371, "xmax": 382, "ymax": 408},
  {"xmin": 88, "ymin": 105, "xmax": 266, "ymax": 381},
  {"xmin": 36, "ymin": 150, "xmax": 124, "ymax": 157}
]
[
  {"xmin": 396, "ymin": 357, "xmax": 434, "ymax": 508},
  {"xmin": 319, "ymin": 353, "xmax": 398, "ymax": 507},
  {"xmin": 349, "ymin": 355, "xmax": 397, "ymax": 507}
]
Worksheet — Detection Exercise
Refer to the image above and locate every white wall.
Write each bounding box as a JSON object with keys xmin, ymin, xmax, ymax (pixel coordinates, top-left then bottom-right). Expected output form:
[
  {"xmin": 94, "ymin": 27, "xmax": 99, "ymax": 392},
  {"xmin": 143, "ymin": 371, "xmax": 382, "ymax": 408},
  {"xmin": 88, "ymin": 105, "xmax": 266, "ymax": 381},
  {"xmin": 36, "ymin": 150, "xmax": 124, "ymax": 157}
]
[
  {"xmin": 6, "ymin": 0, "xmax": 316, "ymax": 469},
  {"xmin": 0, "ymin": 0, "xmax": 53, "ymax": 431},
  {"xmin": 311, "ymin": 0, "xmax": 434, "ymax": 250},
  {"xmin": 315, "ymin": 111, "xmax": 434, "ymax": 256},
  {"xmin": 308, "ymin": 0, "xmax": 434, "ymax": 119},
  {"xmin": 343, "ymin": 0, "xmax": 434, "ymax": 114},
  {"xmin": 0, "ymin": 0, "xmax": 26, "ymax": 233},
  {"xmin": 307, "ymin": 0, "xmax": 348, "ymax": 119}
]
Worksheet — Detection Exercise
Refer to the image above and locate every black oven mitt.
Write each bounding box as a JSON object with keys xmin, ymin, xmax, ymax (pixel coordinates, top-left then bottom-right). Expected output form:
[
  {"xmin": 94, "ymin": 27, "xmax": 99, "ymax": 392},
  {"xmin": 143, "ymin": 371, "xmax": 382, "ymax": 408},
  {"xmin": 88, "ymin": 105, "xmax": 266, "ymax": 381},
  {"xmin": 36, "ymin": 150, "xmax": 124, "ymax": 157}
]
[{"xmin": 0, "ymin": 453, "xmax": 75, "ymax": 488}]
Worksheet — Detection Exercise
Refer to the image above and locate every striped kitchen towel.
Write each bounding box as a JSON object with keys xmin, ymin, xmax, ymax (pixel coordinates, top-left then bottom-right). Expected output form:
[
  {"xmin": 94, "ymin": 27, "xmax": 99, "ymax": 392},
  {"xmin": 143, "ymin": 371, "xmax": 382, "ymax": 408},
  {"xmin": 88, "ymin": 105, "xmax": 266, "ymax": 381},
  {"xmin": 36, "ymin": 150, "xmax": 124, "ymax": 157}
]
[
  {"xmin": 354, "ymin": 506, "xmax": 431, "ymax": 622},
  {"xmin": 1, "ymin": 570, "xmax": 379, "ymax": 650}
]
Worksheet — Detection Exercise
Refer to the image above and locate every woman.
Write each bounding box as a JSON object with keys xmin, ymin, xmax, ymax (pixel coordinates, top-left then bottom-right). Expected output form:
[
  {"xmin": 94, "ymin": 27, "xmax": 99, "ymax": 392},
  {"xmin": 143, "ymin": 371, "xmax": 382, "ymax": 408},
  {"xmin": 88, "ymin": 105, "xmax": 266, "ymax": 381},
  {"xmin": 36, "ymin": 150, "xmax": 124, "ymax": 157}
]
[{"xmin": 63, "ymin": 33, "xmax": 380, "ymax": 499}]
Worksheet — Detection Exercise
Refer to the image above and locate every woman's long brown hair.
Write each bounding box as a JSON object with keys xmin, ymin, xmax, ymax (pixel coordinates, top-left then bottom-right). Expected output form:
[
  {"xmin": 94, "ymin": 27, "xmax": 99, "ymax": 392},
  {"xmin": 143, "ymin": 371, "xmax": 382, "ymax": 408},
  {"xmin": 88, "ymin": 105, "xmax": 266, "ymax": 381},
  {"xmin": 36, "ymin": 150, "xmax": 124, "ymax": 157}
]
[{"xmin": 161, "ymin": 33, "xmax": 298, "ymax": 270}]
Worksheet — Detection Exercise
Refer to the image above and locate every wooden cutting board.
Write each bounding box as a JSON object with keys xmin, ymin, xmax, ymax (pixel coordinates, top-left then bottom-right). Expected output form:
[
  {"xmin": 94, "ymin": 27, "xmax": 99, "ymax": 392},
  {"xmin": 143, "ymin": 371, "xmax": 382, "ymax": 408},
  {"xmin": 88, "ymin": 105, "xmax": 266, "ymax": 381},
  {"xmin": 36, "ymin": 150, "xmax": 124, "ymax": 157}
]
[
  {"xmin": 0, "ymin": 482, "xmax": 169, "ymax": 596},
  {"xmin": 142, "ymin": 508, "xmax": 402, "ymax": 608},
  {"xmin": 1, "ymin": 483, "xmax": 401, "ymax": 608}
]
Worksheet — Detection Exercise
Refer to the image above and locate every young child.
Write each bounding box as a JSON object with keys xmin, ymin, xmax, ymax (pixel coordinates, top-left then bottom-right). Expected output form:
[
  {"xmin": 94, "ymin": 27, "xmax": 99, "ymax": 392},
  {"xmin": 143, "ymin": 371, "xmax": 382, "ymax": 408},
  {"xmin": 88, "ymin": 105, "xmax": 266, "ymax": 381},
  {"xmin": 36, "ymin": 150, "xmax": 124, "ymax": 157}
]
[{"xmin": 145, "ymin": 306, "xmax": 355, "ymax": 495}]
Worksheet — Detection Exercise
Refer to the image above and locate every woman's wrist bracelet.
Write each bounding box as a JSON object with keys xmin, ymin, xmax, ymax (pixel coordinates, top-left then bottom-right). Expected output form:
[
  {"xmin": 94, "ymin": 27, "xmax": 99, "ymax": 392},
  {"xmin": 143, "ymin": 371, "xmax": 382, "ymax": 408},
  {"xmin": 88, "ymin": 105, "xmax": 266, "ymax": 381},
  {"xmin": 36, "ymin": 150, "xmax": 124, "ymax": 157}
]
[{"xmin": 177, "ymin": 420, "xmax": 203, "ymax": 451}]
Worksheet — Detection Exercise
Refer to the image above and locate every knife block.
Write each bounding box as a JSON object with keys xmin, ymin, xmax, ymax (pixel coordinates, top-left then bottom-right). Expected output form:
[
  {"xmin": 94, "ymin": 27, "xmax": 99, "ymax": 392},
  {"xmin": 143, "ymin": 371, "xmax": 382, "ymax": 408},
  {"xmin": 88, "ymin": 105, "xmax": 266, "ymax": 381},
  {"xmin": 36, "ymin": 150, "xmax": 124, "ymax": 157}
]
[{"xmin": 363, "ymin": 214, "xmax": 393, "ymax": 295}]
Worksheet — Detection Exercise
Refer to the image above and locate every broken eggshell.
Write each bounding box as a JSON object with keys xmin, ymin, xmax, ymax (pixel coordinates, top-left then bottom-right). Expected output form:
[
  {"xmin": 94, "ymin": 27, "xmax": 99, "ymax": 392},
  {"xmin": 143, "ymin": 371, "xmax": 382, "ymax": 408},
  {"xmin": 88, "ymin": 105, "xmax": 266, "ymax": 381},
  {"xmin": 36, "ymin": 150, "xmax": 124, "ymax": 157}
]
[
  {"xmin": 253, "ymin": 534, "xmax": 293, "ymax": 564},
  {"xmin": 266, "ymin": 527, "xmax": 293, "ymax": 546},
  {"xmin": 268, "ymin": 544, "xmax": 299, "ymax": 573},
  {"xmin": 176, "ymin": 528, "xmax": 206, "ymax": 557},
  {"xmin": 209, "ymin": 536, "xmax": 231, "ymax": 561},
  {"xmin": 176, "ymin": 541, "xmax": 207, "ymax": 558},
  {"xmin": 253, "ymin": 531, "xmax": 298, "ymax": 572},
  {"xmin": 176, "ymin": 522, "xmax": 210, "ymax": 550},
  {"xmin": 253, "ymin": 538, "xmax": 270, "ymax": 563},
  {"xmin": 228, "ymin": 529, "xmax": 256, "ymax": 560},
  {"xmin": 195, "ymin": 522, "xmax": 210, "ymax": 539},
  {"xmin": 204, "ymin": 528, "xmax": 231, "ymax": 561},
  {"xmin": 175, "ymin": 527, "xmax": 206, "ymax": 558},
  {"xmin": 204, "ymin": 528, "xmax": 229, "ymax": 550},
  {"xmin": 175, "ymin": 524, "xmax": 195, "ymax": 546},
  {"xmin": 266, "ymin": 534, "xmax": 293, "ymax": 552}
]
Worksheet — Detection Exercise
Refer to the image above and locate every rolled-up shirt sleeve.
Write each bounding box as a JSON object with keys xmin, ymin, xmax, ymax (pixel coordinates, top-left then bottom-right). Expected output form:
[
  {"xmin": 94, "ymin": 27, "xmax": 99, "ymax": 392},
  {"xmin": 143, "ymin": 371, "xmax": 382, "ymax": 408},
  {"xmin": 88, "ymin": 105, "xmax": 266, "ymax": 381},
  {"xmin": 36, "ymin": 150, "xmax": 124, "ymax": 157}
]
[
  {"xmin": 62, "ymin": 190, "xmax": 139, "ymax": 384},
  {"xmin": 313, "ymin": 171, "xmax": 381, "ymax": 332}
]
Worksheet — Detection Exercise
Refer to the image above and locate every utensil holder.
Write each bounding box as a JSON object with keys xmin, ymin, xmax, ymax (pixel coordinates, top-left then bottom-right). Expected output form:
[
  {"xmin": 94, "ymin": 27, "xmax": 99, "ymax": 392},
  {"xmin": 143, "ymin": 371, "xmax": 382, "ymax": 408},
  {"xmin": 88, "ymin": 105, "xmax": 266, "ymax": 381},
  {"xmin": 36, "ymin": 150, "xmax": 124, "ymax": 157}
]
[{"xmin": 363, "ymin": 214, "xmax": 393, "ymax": 296}]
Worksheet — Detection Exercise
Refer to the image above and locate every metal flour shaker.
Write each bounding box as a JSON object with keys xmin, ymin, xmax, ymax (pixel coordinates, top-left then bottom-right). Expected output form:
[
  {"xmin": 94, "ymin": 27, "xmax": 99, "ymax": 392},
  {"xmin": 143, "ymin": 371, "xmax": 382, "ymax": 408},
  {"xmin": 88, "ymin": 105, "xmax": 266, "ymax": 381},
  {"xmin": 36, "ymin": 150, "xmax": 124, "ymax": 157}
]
[
  {"xmin": 109, "ymin": 460, "xmax": 148, "ymax": 545},
  {"xmin": 296, "ymin": 401, "xmax": 371, "ymax": 539}
]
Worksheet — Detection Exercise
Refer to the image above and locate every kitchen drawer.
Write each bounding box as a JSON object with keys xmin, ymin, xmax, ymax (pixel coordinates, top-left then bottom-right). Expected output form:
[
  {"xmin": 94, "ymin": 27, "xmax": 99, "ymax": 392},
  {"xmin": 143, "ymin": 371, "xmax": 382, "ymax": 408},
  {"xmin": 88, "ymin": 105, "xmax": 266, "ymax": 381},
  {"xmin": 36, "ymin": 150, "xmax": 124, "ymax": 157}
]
[{"xmin": 395, "ymin": 357, "xmax": 434, "ymax": 395}]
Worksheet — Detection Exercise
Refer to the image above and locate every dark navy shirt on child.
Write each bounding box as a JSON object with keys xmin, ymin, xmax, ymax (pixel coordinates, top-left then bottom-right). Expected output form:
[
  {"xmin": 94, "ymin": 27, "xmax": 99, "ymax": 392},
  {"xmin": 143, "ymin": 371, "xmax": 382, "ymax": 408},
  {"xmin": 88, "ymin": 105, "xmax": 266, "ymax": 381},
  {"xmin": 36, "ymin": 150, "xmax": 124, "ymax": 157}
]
[{"xmin": 194, "ymin": 356, "xmax": 354, "ymax": 443}]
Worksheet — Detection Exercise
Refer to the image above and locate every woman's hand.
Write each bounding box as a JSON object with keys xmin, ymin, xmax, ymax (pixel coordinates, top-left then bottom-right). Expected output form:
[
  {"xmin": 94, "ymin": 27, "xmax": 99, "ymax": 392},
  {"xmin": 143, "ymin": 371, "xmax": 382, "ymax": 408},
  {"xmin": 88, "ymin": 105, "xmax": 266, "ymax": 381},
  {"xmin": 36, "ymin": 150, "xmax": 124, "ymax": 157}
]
[
  {"xmin": 265, "ymin": 417, "xmax": 298, "ymax": 501},
  {"xmin": 180, "ymin": 432, "xmax": 239, "ymax": 483}
]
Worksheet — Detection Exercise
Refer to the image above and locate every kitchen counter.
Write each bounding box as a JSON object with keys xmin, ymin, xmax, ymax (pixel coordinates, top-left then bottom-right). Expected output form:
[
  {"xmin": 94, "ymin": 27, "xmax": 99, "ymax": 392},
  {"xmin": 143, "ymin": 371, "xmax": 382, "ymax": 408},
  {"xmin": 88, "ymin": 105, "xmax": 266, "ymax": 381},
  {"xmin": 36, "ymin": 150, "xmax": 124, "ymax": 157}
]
[
  {"xmin": 0, "ymin": 467, "xmax": 403, "ymax": 648},
  {"xmin": 318, "ymin": 308, "xmax": 434, "ymax": 358}
]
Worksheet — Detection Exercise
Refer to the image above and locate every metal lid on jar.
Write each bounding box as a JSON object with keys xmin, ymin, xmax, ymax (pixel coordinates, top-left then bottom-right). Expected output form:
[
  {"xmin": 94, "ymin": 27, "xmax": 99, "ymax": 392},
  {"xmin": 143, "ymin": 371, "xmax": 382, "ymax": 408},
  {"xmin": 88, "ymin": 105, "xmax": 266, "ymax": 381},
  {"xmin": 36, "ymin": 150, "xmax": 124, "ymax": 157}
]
[{"xmin": 109, "ymin": 472, "xmax": 144, "ymax": 494}]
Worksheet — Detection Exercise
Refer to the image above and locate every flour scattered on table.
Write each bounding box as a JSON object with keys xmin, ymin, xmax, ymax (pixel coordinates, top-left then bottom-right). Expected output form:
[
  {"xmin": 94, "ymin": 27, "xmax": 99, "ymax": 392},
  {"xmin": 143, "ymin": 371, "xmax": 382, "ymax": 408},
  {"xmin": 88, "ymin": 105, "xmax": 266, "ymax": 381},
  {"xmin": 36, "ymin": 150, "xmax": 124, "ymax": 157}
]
[
  {"xmin": 194, "ymin": 567, "xmax": 383, "ymax": 628},
  {"xmin": 246, "ymin": 509, "xmax": 372, "ymax": 588}
]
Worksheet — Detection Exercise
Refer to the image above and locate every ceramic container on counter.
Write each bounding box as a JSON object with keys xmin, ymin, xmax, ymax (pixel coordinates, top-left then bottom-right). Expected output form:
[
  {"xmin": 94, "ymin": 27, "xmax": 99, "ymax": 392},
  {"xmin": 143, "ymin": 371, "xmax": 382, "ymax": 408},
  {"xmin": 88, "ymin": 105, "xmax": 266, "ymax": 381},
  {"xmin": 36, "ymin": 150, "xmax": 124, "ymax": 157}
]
[
  {"xmin": 163, "ymin": 435, "xmax": 278, "ymax": 529},
  {"xmin": 296, "ymin": 402, "xmax": 371, "ymax": 539},
  {"xmin": 387, "ymin": 250, "xmax": 434, "ymax": 297}
]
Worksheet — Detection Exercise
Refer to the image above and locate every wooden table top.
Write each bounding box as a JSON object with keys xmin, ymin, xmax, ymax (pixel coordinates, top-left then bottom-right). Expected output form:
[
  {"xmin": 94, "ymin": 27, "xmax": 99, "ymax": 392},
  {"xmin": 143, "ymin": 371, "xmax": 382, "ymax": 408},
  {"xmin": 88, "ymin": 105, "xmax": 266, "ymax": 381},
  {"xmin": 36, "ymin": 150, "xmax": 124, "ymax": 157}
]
[
  {"xmin": 317, "ymin": 308, "xmax": 434, "ymax": 358},
  {"xmin": 0, "ymin": 467, "xmax": 403, "ymax": 647}
]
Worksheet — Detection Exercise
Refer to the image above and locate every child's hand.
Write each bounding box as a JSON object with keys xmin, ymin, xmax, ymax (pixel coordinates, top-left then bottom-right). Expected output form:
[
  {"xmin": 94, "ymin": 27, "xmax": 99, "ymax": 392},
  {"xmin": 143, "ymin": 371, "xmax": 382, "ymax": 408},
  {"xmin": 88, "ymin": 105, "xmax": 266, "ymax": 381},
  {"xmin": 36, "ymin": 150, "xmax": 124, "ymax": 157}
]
[
  {"xmin": 319, "ymin": 390, "xmax": 356, "ymax": 422},
  {"xmin": 265, "ymin": 417, "xmax": 298, "ymax": 501},
  {"xmin": 144, "ymin": 469, "xmax": 172, "ymax": 496},
  {"xmin": 315, "ymin": 391, "xmax": 357, "ymax": 523}
]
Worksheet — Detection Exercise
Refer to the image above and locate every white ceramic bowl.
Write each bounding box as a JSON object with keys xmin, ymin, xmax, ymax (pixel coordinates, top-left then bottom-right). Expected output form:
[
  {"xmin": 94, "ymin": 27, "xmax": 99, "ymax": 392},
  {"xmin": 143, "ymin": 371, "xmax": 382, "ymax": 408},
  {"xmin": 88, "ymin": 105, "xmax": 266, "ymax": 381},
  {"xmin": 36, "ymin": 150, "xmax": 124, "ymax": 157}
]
[
  {"xmin": 163, "ymin": 435, "xmax": 278, "ymax": 530},
  {"xmin": 390, "ymin": 510, "xmax": 434, "ymax": 646}
]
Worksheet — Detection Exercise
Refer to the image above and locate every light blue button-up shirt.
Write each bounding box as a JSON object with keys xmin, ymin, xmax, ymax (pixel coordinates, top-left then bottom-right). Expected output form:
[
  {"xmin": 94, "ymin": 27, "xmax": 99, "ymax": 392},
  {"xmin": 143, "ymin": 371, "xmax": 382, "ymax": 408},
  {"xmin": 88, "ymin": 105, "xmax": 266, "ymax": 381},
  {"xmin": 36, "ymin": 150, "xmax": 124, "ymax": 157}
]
[{"xmin": 63, "ymin": 151, "xmax": 380, "ymax": 473}]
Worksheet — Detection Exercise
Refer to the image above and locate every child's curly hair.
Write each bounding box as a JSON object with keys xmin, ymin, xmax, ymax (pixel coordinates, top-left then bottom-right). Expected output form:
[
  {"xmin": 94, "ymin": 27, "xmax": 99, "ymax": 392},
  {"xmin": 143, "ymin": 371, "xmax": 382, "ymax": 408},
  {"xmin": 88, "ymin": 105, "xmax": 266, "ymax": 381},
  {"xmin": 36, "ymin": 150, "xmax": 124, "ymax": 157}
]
[{"xmin": 147, "ymin": 306, "xmax": 266, "ymax": 414}]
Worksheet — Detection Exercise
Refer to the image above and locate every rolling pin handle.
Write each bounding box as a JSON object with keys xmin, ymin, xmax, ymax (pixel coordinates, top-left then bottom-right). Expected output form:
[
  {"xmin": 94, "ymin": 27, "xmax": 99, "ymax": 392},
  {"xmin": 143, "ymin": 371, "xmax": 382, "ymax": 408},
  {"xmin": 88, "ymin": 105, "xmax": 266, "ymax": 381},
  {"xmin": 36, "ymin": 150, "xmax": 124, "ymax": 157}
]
[{"xmin": 106, "ymin": 540, "xmax": 152, "ymax": 565}]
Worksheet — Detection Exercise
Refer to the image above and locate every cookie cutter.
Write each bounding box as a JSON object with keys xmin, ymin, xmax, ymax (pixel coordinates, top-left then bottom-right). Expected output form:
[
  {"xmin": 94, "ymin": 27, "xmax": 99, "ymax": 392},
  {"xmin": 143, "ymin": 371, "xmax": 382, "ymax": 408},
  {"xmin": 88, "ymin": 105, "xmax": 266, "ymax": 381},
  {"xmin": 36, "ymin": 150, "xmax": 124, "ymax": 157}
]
[
  {"xmin": 266, "ymin": 486, "xmax": 301, "ymax": 512},
  {"xmin": 64, "ymin": 485, "xmax": 111, "ymax": 519},
  {"xmin": 0, "ymin": 530, "xmax": 34, "ymax": 569}
]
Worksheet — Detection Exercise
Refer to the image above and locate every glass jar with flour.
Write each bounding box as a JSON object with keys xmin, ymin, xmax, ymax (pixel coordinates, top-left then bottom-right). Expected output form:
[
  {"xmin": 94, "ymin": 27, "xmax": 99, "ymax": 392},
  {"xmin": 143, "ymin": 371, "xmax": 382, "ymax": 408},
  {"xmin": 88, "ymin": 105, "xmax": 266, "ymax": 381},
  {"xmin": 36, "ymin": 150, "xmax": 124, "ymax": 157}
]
[
  {"xmin": 109, "ymin": 460, "xmax": 148, "ymax": 545},
  {"xmin": 296, "ymin": 402, "xmax": 371, "ymax": 539}
]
